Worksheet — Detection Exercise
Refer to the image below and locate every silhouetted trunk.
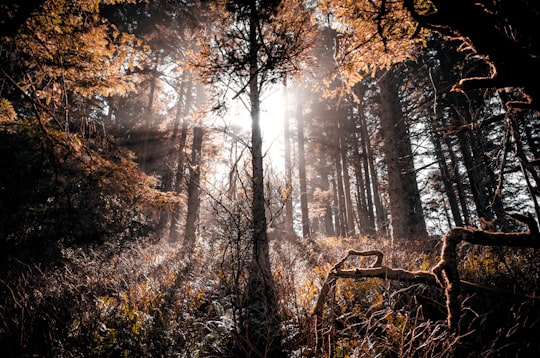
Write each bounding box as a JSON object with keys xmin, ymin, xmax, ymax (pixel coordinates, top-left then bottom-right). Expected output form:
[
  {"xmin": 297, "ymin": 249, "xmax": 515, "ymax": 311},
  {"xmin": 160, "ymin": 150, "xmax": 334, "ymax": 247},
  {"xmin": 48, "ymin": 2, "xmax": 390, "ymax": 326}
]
[
  {"xmin": 139, "ymin": 56, "xmax": 159, "ymax": 172},
  {"xmin": 158, "ymin": 70, "xmax": 189, "ymax": 237},
  {"xmin": 511, "ymin": 117, "xmax": 540, "ymax": 220},
  {"xmin": 432, "ymin": 129, "xmax": 465, "ymax": 227},
  {"xmin": 352, "ymin": 136, "xmax": 369, "ymax": 235},
  {"xmin": 283, "ymin": 78, "xmax": 294, "ymax": 240},
  {"xmin": 456, "ymin": 126, "xmax": 496, "ymax": 222},
  {"xmin": 443, "ymin": 134, "xmax": 471, "ymax": 224},
  {"xmin": 359, "ymin": 103, "xmax": 384, "ymax": 235},
  {"xmin": 330, "ymin": 173, "xmax": 343, "ymax": 236},
  {"xmin": 183, "ymin": 124, "xmax": 204, "ymax": 254},
  {"xmin": 297, "ymin": 86, "xmax": 310, "ymax": 240},
  {"xmin": 334, "ymin": 144, "xmax": 347, "ymax": 238},
  {"xmin": 338, "ymin": 105, "xmax": 356, "ymax": 237},
  {"xmin": 169, "ymin": 78, "xmax": 193, "ymax": 243},
  {"xmin": 320, "ymin": 162, "xmax": 335, "ymax": 237},
  {"xmin": 379, "ymin": 69, "xmax": 427, "ymax": 242},
  {"xmin": 354, "ymin": 98, "xmax": 376, "ymax": 236},
  {"xmin": 242, "ymin": 2, "xmax": 282, "ymax": 356}
]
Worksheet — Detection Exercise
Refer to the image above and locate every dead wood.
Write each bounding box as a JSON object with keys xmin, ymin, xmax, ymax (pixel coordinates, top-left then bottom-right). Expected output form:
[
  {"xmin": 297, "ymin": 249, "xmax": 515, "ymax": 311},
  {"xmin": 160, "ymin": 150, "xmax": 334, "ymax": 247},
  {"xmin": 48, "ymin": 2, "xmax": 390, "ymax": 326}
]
[
  {"xmin": 312, "ymin": 221, "xmax": 540, "ymax": 342},
  {"xmin": 431, "ymin": 224, "xmax": 540, "ymax": 331}
]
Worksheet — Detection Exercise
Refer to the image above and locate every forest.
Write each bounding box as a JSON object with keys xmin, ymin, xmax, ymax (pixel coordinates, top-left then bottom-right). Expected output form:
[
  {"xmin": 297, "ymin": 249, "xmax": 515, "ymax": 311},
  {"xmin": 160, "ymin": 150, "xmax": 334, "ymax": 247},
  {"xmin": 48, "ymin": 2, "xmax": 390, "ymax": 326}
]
[{"xmin": 1, "ymin": 0, "xmax": 540, "ymax": 357}]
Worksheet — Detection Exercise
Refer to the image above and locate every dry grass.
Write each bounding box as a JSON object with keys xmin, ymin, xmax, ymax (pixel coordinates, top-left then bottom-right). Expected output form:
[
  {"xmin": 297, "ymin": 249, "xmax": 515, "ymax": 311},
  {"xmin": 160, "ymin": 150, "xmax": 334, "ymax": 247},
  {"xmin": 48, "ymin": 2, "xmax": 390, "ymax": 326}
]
[{"xmin": 1, "ymin": 234, "xmax": 539, "ymax": 357}]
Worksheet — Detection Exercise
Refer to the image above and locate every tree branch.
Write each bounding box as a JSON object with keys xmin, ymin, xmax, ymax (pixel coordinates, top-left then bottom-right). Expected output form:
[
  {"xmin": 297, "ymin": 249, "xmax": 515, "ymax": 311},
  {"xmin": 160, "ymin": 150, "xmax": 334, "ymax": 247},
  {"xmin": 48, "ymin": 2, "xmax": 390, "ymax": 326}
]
[{"xmin": 313, "ymin": 220, "xmax": 540, "ymax": 339}]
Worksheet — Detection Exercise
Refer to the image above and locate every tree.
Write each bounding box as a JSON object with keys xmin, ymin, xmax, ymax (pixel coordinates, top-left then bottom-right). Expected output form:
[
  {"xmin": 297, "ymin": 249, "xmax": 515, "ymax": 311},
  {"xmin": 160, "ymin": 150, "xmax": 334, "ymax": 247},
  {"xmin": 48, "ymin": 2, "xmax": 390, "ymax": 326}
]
[
  {"xmin": 189, "ymin": 0, "xmax": 313, "ymax": 354},
  {"xmin": 320, "ymin": 0, "xmax": 422, "ymax": 94},
  {"xmin": 183, "ymin": 84, "xmax": 207, "ymax": 253},
  {"xmin": 353, "ymin": 86, "xmax": 378, "ymax": 235},
  {"xmin": 0, "ymin": 0, "xmax": 176, "ymax": 260},
  {"xmin": 296, "ymin": 86, "xmax": 311, "ymax": 240},
  {"xmin": 404, "ymin": 0, "xmax": 540, "ymax": 110},
  {"xmin": 168, "ymin": 76, "xmax": 194, "ymax": 243},
  {"xmin": 282, "ymin": 78, "xmax": 295, "ymax": 241},
  {"xmin": 378, "ymin": 67, "xmax": 428, "ymax": 242}
]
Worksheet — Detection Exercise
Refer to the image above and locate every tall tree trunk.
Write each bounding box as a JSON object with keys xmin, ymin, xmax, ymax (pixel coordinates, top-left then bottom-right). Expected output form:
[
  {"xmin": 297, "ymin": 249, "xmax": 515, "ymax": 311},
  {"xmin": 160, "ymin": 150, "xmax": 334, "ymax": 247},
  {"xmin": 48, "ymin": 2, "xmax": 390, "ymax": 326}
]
[
  {"xmin": 351, "ymin": 115, "xmax": 369, "ymax": 236},
  {"xmin": 139, "ymin": 56, "xmax": 159, "ymax": 172},
  {"xmin": 379, "ymin": 69, "xmax": 428, "ymax": 242},
  {"xmin": 352, "ymin": 136, "xmax": 369, "ymax": 235},
  {"xmin": 330, "ymin": 173, "xmax": 342, "ymax": 236},
  {"xmin": 242, "ymin": 2, "xmax": 281, "ymax": 356},
  {"xmin": 359, "ymin": 103, "xmax": 383, "ymax": 235},
  {"xmin": 297, "ymin": 86, "xmax": 311, "ymax": 240},
  {"xmin": 169, "ymin": 78, "xmax": 193, "ymax": 243},
  {"xmin": 443, "ymin": 134, "xmax": 471, "ymax": 224},
  {"xmin": 319, "ymin": 162, "xmax": 335, "ymax": 237},
  {"xmin": 334, "ymin": 144, "xmax": 347, "ymax": 238},
  {"xmin": 282, "ymin": 78, "xmax": 294, "ymax": 241},
  {"xmin": 338, "ymin": 104, "xmax": 356, "ymax": 237},
  {"xmin": 183, "ymin": 124, "xmax": 204, "ymax": 254},
  {"xmin": 432, "ymin": 128, "xmax": 465, "ymax": 227},
  {"xmin": 158, "ymin": 70, "xmax": 189, "ymax": 237},
  {"xmin": 511, "ymin": 117, "xmax": 540, "ymax": 220},
  {"xmin": 455, "ymin": 126, "xmax": 496, "ymax": 222}
]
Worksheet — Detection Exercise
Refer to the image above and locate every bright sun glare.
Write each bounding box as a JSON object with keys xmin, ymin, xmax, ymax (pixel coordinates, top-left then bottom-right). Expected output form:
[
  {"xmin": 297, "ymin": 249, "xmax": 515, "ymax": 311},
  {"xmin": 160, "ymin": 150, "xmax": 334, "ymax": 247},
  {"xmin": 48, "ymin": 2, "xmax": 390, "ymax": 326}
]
[{"xmin": 226, "ymin": 87, "xmax": 287, "ymax": 167}]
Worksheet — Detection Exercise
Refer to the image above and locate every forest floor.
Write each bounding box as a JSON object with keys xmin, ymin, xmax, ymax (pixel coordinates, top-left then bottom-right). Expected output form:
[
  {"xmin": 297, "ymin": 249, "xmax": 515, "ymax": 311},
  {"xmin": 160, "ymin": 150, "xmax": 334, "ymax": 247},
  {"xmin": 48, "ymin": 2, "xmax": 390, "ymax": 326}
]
[{"xmin": 1, "ymin": 233, "xmax": 539, "ymax": 357}]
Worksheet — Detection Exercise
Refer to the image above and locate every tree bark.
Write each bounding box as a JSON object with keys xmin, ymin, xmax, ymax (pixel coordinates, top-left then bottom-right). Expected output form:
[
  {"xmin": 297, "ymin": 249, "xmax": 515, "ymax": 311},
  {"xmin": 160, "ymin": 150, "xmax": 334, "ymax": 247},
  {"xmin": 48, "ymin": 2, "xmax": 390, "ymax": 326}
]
[
  {"xmin": 158, "ymin": 70, "xmax": 189, "ymax": 237},
  {"xmin": 139, "ymin": 57, "xmax": 159, "ymax": 172},
  {"xmin": 242, "ymin": 2, "xmax": 282, "ymax": 356},
  {"xmin": 432, "ymin": 129, "xmax": 464, "ymax": 227},
  {"xmin": 338, "ymin": 104, "xmax": 356, "ymax": 237},
  {"xmin": 443, "ymin": 134, "xmax": 471, "ymax": 224},
  {"xmin": 334, "ymin": 143, "xmax": 347, "ymax": 238},
  {"xmin": 297, "ymin": 86, "xmax": 311, "ymax": 240},
  {"xmin": 169, "ymin": 78, "xmax": 193, "ymax": 243},
  {"xmin": 352, "ymin": 98, "xmax": 374, "ymax": 236},
  {"xmin": 359, "ymin": 103, "xmax": 384, "ymax": 236},
  {"xmin": 183, "ymin": 122, "xmax": 204, "ymax": 254},
  {"xmin": 282, "ymin": 78, "xmax": 294, "ymax": 241},
  {"xmin": 379, "ymin": 69, "xmax": 428, "ymax": 242}
]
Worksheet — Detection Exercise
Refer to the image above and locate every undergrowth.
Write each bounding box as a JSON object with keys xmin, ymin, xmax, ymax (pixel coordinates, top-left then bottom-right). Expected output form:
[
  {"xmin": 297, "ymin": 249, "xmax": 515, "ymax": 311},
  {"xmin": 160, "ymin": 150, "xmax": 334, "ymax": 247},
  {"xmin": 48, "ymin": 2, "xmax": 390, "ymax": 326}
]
[{"xmin": 1, "ymin": 234, "xmax": 539, "ymax": 357}]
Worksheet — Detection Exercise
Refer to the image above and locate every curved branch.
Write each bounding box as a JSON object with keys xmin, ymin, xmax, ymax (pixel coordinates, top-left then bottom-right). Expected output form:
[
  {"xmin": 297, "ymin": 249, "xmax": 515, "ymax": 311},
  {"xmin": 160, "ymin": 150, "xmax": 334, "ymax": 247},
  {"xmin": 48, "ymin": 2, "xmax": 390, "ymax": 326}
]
[{"xmin": 313, "ymin": 219, "xmax": 540, "ymax": 337}]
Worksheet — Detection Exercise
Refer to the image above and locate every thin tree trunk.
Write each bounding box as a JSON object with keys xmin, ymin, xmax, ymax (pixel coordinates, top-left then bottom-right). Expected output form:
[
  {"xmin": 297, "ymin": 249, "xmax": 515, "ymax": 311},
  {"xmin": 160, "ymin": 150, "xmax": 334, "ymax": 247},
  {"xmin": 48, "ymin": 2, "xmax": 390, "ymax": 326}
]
[
  {"xmin": 283, "ymin": 77, "xmax": 294, "ymax": 240},
  {"xmin": 330, "ymin": 174, "xmax": 342, "ymax": 237},
  {"xmin": 432, "ymin": 129, "xmax": 465, "ymax": 227},
  {"xmin": 338, "ymin": 104, "xmax": 356, "ymax": 237},
  {"xmin": 183, "ymin": 124, "xmax": 204, "ymax": 254},
  {"xmin": 140, "ymin": 56, "xmax": 159, "ymax": 172},
  {"xmin": 359, "ymin": 104, "xmax": 381, "ymax": 235},
  {"xmin": 320, "ymin": 165, "xmax": 335, "ymax": 237},
  {"xmin": 169, "ymin": 78, "xmax": 193, "ymax": 243},
  {"xmin": 158, "ymin": 70, "xmax": 189, "ymax": 237},
  {"xmin": 443, "ymin": 134, "xmax": 471, "ymax": 224},
  {"xmin": 297, "ymin": 86, "xmax": 311, "ymax": 240},
  {"xmin": 352, "ymin": 110, "xmax": 370, "ymax": 236},
  {"xmin": 334, "ymin": 144, "xmax": 347, "ymax": 238},
  {"xmin": 242, "ymin": 2, "xmax": 281, "ymax": 356},
  {"xmin": 456, "ymin": 127, "xmax": 495, "ymax": 222}
]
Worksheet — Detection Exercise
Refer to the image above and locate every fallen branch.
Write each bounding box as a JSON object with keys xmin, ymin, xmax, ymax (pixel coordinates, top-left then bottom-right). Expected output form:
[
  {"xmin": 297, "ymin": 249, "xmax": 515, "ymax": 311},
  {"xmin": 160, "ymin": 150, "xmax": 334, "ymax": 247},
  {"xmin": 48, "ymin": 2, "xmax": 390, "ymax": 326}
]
[
  {"xmin": 313, "ymin": 251, "xmax": 473, "ymax": 319},
  {"xmin": 432, "ymin": 223, "xmax": 540, "ymax": 331},
  {"xmin": 313, "ymin": 220, "xmax": 540, "ymax": 342}
]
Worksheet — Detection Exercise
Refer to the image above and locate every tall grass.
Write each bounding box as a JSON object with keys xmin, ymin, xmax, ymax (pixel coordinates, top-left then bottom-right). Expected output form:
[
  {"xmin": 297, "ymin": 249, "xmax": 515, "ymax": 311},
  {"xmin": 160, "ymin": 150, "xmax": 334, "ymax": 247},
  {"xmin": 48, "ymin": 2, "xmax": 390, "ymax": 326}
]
[{"xmin": 1, "ymin": 235, "xmax": 539, "ymax": 357}]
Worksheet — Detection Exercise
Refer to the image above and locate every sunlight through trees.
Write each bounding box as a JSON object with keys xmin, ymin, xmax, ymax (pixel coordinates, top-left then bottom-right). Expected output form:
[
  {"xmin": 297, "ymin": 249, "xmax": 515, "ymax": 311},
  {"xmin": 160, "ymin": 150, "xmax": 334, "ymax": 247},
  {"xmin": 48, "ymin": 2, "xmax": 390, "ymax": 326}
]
[{"xmin": 1, "ymin": 0, "xmax": 540, "ymax": 356}]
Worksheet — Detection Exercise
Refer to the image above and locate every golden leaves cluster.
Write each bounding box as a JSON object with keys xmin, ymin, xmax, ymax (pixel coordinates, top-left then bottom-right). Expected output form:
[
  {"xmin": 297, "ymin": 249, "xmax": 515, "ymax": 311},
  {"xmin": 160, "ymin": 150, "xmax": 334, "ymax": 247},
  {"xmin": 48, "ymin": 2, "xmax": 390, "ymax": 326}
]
[
  {"xmin": 320, "ymin": 0, "xmax": 427, "ymax": 93},
  {"xmin": 10, "ymin": 0, "xmax": 146, "ymax": 112}
]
